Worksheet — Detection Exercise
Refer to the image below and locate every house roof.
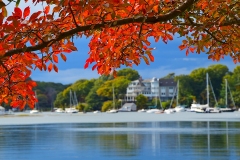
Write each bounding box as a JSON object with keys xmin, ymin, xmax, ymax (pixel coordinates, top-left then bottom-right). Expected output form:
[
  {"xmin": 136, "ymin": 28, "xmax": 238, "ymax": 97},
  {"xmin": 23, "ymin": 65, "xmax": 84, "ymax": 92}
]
[{"xmin": 159, "ymin": 79, "xmax": 177, "ymax": 86}]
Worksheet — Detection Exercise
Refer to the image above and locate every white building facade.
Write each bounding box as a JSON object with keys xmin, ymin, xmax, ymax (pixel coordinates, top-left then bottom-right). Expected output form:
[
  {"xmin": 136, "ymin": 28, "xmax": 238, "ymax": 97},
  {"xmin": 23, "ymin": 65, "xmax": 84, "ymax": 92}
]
[{"xmin": 125, "ymin": 77, "xmax": 177, "ymax": 102}]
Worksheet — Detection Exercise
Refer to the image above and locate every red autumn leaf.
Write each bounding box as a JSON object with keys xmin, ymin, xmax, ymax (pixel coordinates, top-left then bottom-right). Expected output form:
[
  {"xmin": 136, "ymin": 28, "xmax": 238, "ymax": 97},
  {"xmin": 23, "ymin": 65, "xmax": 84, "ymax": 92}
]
[
  {"xmin": 186, "ymin": 49, "xmax": 189, "ymax": 56},
  {"xmin": 148, "ymin": 54, "xmax": 154, "ymax": 62},
  {"xmin": 44, "ymin": 6, "xmax": 50, "ymax": 14},
  {"xmin": 179, "ymin": 45, "xmax": 186, "ymax": 50},
  {"xmin": 84, "ymin": 62, "xmax": 89, "ymax": 69},
  {"xmin": 166, "ymin": 34, "xmax": 173, "ymax": 40},
  {"xmin": 189, "ymin": 47, "xmax": 195, "ymax": 53},
  {"xmin": 23, "ymin": 6, "xmax": 30, "ymax": 19},
  {"xmin": 14, "ymin": 7, "xmax": 22, "ymax": 19},
  {"xmin": 52, "ymin": 54, "xmax": 58, "ymax": 63},
  {"xmin": 53, "ymin": 64, "xmax": 58, "ymax": 72},
  {"xmin": 60, "ymin": 53, "xmax": 67, "ymax": 62},
  {"xmin": 48, "ymin": 62, "xmax": 53, "ymax": 72},
  {"xmin": 92, "ymin": 64, "xmax": 98, "ymax": 70},
  {"xmin": 29, "ymin": 11, "xmax": 42, "ymax": 22}
]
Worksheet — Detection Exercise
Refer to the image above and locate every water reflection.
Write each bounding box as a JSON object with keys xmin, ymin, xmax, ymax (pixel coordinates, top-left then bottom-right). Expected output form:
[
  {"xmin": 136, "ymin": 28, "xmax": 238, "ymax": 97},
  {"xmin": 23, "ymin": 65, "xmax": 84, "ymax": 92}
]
[{"xmin": 0, "ymin": 121, "xmax": 240, "ymax": 160}]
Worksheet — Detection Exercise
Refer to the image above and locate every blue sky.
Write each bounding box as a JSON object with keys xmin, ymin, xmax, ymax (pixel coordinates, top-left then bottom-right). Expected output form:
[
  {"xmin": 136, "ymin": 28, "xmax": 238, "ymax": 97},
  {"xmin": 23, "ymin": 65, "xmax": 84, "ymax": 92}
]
[
  {"xmin": 7, "ymin": 1, "xmax": 239, "ymax": 84},
  {"xmin": 30, "ymin": 36, "xmax": 239, "ymax": 84}
]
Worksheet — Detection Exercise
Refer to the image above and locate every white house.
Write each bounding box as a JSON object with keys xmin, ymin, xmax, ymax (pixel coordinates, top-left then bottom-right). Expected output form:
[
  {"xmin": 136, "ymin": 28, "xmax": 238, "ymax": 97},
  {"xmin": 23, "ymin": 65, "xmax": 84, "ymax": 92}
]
[{"xmin": 125, "ymin": 77, "xmax": 177, "ymax": 102}]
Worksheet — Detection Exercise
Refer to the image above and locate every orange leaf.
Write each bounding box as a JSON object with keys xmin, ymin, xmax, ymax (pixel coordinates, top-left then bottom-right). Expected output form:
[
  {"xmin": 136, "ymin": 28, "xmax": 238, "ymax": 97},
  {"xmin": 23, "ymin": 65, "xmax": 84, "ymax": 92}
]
[
  {"xmin": 153, "ymin": 5, "xmax": 158, "ymax": 13},
  {"xmin": 53, "ymin": 64, "xmax": 58, "ymax": 72},
  {"xmin": 29, "ymin": 11, "xmax": 42, "ymax": 22},
  {"xmin": 69, "ymin": 45, "xmax": 78, "ymax": 51},
  {"xmin": 53, "ymin": 54, "xmax": 58, "ymax": 63},
  {"xmin": 189, "ymin": 47, "xmax": 195, "ymax": 53},
  {"xmin": 23, "ymin": 6, "xmax": 30, "ymax": 19},
  {"xmin": 60, "ymin": 53, "xmax": 67, "ymax": 61},
  {"xmin": 186, "ymin": 49, "xmax": 189, "ymax": 56},
  {"xmin": 148, "ymin": 54, "xmax": 154, "ymax": 62},
  {"xmin": 44, "ymin": 6, "xmax": 50, "ymax": 14},
  {"xmin": 142, "ymin": 56, "xmax": 149, "ymax": 65},
  {"xmin": 166, "ymin": 34, "xmax": 173, "ymax": 40},
  {"xmin": 179, "ymin": 45, "xmax": 186, "ymax": 50},
  {"xmin": 48, "ymin": 63, "xmax": 52, "ymax": 72}
]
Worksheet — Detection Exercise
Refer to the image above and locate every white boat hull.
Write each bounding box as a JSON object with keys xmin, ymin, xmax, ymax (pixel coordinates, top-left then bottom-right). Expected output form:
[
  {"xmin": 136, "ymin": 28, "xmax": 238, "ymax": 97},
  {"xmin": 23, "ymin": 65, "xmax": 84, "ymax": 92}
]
[
  {"xmin": 55, "ymin": 108, "xmax": 65, "ymax": 113},
  {"xmin": 30, "ymin": 109, "xmax": 40, "ymax": 114},
  {"xmin": 164, "ymin": 109, "xmax": 175, "ymax": 114},
  {"xmin": 65, "ymin": 108, "xmax": 78, "ymax": 113},
  {"xmin": 107, "ymin": 109, "xmax": 118, "ymax": 113},
  {"xmin": 146, "ymin": 109, "xmax": 162, "ymax": 113}
]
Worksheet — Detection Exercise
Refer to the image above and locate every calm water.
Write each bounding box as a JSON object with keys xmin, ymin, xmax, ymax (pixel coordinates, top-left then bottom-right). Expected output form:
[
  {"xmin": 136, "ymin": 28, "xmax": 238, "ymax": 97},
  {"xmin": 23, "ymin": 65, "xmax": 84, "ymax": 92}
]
[{"xmin": 0, "ymin": 121, "xmax": 240, "ymax": 160}]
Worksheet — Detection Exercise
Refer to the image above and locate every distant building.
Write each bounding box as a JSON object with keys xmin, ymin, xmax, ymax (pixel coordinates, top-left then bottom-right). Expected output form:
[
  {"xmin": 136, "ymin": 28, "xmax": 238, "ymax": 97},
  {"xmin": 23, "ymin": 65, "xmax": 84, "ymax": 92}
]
[
  {"xmin": 118, "ymin": 103, "xmax": 137, "ymax": 112},
  {"xmin": 0, "ymin": 106, "xmax": 5, "ymax": 115},
  {"xmin": 125, "ymin": 77, "xmax": 177, "ymax": 102},
  {"xmin": 159, "ymin": 79, "xmax": 177, "ymax": 101}
]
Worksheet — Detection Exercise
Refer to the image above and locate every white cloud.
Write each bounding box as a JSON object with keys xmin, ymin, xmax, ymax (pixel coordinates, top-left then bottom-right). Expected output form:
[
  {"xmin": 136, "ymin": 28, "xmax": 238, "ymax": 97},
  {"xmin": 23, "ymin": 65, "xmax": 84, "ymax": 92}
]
[
  {"xmin": 31, "ymin": 68, "xmax": 100, "ymax": 84},
  {"xmin": 137, "ymin": 66, "xmax": 193, "ymax": 79},
  {"xmin": 182, "ymin": 58, "xmax": 197, "ymax": 61}
]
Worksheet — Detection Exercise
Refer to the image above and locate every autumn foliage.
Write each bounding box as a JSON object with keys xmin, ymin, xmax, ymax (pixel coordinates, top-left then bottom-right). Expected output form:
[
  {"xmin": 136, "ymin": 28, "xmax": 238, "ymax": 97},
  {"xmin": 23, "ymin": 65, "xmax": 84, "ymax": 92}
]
[{"xmin": 0, "ymin": 0, "xmax": 239, "ymax": 109}]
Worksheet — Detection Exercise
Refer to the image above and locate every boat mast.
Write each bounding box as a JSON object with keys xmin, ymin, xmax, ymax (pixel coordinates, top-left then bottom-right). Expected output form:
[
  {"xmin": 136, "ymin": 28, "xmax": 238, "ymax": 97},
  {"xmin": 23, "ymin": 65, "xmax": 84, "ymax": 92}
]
[
  {"xmin": 70, "ymin": 90, "xmax": 72, "ymax": 108},
  {"xmin": 227, "ymin": 79, "xmax": 236, "ymax": 108},
  {"xmin": 158, "ymin": 87, "xmax": 162, "ymax": 109},
  {"xmin": 35, "ymin": 91, "xmax": 37, "ymax": 110},
  {"xmin": 207, "ymin": 73, "xmax": 209, "ymax": 106},
  {"xmin": 169, "ymin": 82, "xmax": 178, "ymax": 109},
  {"xmin": 113, "ymin": 84, "xmax": 115, "ymax": 109},
  {"xmin": 177, "ymin": 80, "xmax": 179, "ymax": 106},
  {"xmin": 225, "ymin": 79, "xmax": 227, "ymax": 107},
  {"xmin": 209, "ymin": 75, "xmax": 218, "ymax": 106}
]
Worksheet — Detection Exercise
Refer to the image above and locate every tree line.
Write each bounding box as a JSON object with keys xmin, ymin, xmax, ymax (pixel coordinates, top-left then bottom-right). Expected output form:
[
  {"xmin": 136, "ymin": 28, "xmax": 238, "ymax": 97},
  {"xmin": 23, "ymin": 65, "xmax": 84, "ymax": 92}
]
[{"xmin": 30, "ymin": 64, "xmax": 240, "ymax": 111}]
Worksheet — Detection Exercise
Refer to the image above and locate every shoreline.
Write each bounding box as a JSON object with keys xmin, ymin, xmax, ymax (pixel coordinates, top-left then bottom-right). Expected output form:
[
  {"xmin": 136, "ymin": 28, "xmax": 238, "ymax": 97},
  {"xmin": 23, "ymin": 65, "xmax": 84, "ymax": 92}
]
[{"xmin": 0, "ymin": 111, "xmax": 240, "ymax": 125}]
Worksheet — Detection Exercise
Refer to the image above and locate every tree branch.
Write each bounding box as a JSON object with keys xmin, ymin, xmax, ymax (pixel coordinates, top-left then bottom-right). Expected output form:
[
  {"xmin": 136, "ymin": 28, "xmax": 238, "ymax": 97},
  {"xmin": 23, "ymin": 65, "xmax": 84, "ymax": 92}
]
[{"xmin": 4, "ymin": 0, "xmax": 198, "ymax": 58}]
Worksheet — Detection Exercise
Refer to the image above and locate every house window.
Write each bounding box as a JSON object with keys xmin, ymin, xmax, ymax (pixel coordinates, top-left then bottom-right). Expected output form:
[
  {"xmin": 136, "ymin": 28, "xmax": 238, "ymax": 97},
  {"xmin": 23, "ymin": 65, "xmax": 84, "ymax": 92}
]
[{"xmin": 161, "ymin": 92, "xmax": 166, "ymax": 96}]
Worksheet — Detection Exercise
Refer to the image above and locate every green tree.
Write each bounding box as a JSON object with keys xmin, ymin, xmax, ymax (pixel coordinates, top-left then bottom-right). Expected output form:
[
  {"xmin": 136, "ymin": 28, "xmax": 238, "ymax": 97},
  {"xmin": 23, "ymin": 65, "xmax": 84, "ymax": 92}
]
[
  {"xmin": 71, "ymin": 79, "xmax": 96, "ymax": 103},
  {"xmin": 117, "ymin": 68, "xmax": 140, "ymax": 81},
  {"xmin": 136, "ymin": 94, "xmax": 148, "ymax": 109},
  {"xmin": 54, "ymin": 92, "xmax": 69, "ymax": 109},
  {"xmin": 101, "ymin": 101, "xmax": 113, "ymax": 112},
  {"xmin": 37, "ymin": 94, "xmax": 48, "ymax": 111},
  {"xmin": 86, "ymin": 79, "xmax": 108, "ymax": 111},
  {"xmin": 189, "ymin": 68, "xmax": 207, "ymax": 104},
  {"xmin": 35, "ymin": 82, "xmax": 69, "ymax": 110},
  {"xmin": 174, "ymin": 74, "xmax": 194, "ymax": 106},
  {"xmin": 207, "ymin": 64, "xmax": 229, "ymax": 99},
  {"xmin": 161, "ymin": 101, "xmax": 171, "ymax": 110},
  {"xmin": 161, "ymin": 73, "xmax": 175, "ymax": 79},
  {"xmin": 97, "ymin": 76, "xmax": 130, "ymax": 100}
]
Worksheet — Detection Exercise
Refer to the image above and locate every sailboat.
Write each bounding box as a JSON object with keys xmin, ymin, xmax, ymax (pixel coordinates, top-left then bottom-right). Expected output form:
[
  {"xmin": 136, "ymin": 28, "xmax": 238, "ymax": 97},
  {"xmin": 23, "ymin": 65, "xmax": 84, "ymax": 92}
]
[
  {"xmin": 219, "ymin": 79, "xmax": 235, "ymax": 112},
  {"xmin": 164, "ymin": 81, "xmax": 178, "ymax": 114},
  {"xmin": 65, "ymin": 90, "xmax": 78, "ymax": 113},
  {"xmin": 190, "ymin": 74, "xmax": 209, "ymax": 112},
  {"xmin": 174, "ymin": 80, "xmax": 186, "ymax": 112},
  {"xmin": 147, "ymin": 89, "xmax": 163, "ymax": 114},
  {"xmin": 30, "ymin": 91, "xmax": 40, "ymax": 114},
  {"xmin": 194, "ymin": 73, "xmax": 221, "ymax": 113},
  {"xmin": 107, "ymin": 85, "xmax": 118, "ymax": 113}
]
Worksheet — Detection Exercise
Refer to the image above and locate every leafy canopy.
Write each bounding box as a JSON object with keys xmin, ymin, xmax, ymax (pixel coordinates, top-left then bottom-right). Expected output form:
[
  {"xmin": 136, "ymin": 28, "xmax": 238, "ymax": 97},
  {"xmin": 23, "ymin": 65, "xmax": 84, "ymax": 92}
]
[{"xmin": 0, "ymin": 0, "xmax": 239, "ymax": 109}]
